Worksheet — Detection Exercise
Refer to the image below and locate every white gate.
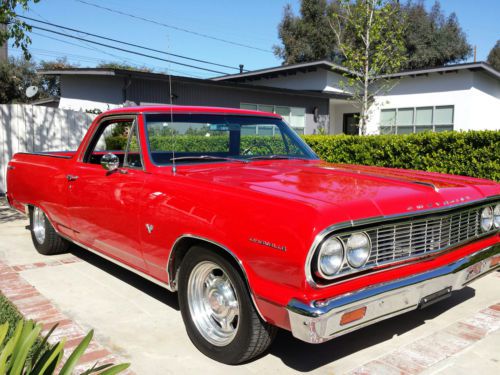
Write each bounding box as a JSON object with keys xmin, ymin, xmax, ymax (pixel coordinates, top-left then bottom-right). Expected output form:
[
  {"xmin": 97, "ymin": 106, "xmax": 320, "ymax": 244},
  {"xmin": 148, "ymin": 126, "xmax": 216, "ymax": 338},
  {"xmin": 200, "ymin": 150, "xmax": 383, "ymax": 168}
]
[{"xmin": 0, "ymin": 104, "xmax": 97, "ymax": 193}]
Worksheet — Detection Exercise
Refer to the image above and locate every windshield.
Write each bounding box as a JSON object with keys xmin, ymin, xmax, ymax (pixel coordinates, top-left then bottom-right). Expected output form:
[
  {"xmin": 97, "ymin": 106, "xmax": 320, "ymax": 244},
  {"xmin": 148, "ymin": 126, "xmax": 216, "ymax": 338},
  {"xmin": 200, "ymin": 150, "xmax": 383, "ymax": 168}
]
[{"xmin": 144, "ymin": 114, "xmax": 318, "ymax": 165}]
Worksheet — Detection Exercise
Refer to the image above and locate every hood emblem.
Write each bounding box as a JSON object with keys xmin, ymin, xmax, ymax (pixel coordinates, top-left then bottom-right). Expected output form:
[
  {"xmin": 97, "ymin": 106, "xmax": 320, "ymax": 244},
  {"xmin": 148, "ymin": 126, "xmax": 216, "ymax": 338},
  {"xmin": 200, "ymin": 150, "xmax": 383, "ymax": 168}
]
[
  {"xmin": 407, "ymin": 196, "xmax": 471, "ymax": 211},
  {"xmin": 146, "ymin": 224, "xmax": 154, "ymax": 234},
  {"xmin": 249, "ymin": 237, "xmax": 286, "ymax": 252}
]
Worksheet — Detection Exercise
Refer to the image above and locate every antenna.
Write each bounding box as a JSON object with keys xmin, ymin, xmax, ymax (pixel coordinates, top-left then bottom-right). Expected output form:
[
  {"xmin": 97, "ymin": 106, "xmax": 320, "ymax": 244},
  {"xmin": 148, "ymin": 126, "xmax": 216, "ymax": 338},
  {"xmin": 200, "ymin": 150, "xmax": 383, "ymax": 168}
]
[
  {"xmin": 26, "ymin": 86, "xmax": 39, "ymax": 98},
  {"xmin": 167, "ymin": 37, "xmax": 176, "ymax": 176},
  {"xmin": 169, "ymin": 73, "xmax": 176, "ymax": 175}
]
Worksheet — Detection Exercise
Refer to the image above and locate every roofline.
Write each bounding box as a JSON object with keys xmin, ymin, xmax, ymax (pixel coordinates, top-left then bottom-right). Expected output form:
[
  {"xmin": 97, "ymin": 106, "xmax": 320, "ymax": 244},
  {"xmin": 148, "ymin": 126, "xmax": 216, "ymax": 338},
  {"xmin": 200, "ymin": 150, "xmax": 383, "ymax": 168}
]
[
  {"xmin": 211, "ymin": 60, "xmax": 356, "ymax": 81},
  {"xmin": 378, "ymin": 61, "xmax": 500, "ymax": 80},
  {"xmin": 39, "ymin": 68, "xmax": 117, "ymax": 76},
  {"xmin": 37, "ymin": 67, "xmax": 352, "ymax": 100},
  {"xmin": 211, "ymin": 60, "xmax": 500, "ymax": 82}
]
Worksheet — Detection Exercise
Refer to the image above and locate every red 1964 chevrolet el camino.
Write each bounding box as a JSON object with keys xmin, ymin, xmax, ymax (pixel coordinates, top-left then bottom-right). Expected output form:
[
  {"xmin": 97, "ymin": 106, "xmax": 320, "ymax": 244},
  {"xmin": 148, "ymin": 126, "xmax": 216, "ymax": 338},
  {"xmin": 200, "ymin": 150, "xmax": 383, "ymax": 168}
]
[{"xmin": 6, "ymin": 106, "xmax": 500, "ymax": 364}]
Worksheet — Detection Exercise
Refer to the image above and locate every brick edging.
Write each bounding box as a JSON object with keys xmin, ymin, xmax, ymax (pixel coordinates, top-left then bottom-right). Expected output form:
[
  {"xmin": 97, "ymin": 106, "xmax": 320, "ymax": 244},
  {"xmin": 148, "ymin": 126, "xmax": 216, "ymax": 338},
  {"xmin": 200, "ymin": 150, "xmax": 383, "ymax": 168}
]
[
  {"xmin": 0, "ymin": 259, "xmax": 134, "ymax": 374},
  {"xmin": 347, "ymin": 302, "xmax": 500, "ymax": 374}
]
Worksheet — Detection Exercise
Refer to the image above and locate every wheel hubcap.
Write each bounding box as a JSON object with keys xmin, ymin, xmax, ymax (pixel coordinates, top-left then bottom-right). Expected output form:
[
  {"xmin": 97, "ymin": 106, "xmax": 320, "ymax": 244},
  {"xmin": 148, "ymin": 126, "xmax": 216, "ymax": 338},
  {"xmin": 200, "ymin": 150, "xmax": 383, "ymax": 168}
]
[
  {"xmin": 32, "ymin": 207, "xmax": 46, "ymax": 244},
  {"xmin": 187, "ymin": 261, "xmax": 239, "ymax": 346}
]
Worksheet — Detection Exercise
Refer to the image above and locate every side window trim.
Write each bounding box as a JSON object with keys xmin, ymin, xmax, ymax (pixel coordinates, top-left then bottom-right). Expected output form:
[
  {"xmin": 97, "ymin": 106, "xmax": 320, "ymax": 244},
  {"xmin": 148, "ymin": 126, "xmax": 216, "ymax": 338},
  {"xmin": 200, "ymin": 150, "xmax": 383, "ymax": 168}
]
[
  {"xmin": 123, "ymin": 119, "xmax": 145, "ymax": 170},
  {"xmin": 82, "ymin": 115, "xmax": 138, "ymax": 165}
]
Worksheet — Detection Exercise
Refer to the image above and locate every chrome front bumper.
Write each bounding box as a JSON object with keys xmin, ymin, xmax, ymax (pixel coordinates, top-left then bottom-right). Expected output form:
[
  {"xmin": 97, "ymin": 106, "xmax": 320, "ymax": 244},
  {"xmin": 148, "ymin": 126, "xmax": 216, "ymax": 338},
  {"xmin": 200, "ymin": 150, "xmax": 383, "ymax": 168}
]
[{"xmin": 287, "ymin": 244, "xmax": 500, "ymax": 344}]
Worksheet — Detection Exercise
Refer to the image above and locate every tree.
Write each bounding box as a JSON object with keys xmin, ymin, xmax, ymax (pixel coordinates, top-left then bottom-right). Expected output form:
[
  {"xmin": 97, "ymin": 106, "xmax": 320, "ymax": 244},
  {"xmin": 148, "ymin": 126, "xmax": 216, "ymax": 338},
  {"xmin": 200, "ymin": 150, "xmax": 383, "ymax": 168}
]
[
  {"xmin": 330, "ymin": 0, "xmax": 407, "ymax": 135},
  {"xmin": 0, "ymin": 57, "xmax": 37, "ymax": 103},
  {"xmin": 0, "ymin": 57, "xmax": 75, "ymax": 103},
  {"xmin": 274, "ymin": 0, "xmax": 472, "ymax": 70},
  {"xmin": 96, "ymin": 61, "xmax": 153, "ymax": 72},
  {"xmin": 273, "ymin": 0, "xmax": 341, "ymax": 64},
  {"xmin": 0, "ymin": 0, "xmax": 40, "ymax": 60},
  {"xmin": 487, "ymin": 40, "xmax": 500, "ymax": 71},
  {"xmin": 402, "ymin": 0, "xmax": 471, "ymax": 69},
  {"xmin": 39, "ymin": 57, "xmax": 76, "ymax": 97}
]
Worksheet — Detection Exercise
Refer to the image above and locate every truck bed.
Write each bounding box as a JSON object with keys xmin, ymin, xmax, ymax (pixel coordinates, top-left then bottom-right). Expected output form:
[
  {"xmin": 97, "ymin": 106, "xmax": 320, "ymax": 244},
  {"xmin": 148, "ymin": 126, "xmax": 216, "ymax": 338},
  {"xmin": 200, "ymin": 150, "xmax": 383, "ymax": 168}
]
[{"xmin": 6, "ymin": 151, "xmax": 76, "ymax": 232}]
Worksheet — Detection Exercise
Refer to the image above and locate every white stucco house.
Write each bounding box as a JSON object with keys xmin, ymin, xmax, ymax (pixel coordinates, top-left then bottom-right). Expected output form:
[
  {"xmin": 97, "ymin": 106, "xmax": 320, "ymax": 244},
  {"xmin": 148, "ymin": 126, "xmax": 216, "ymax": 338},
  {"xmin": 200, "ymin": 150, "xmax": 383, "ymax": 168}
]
[
  {"xmin": 39, "ymin": 60, "xmax": 500, "ymax": 135},
  {"xmin": 213, "ymin": 61, "xmax": 500, "ymax": 135}
]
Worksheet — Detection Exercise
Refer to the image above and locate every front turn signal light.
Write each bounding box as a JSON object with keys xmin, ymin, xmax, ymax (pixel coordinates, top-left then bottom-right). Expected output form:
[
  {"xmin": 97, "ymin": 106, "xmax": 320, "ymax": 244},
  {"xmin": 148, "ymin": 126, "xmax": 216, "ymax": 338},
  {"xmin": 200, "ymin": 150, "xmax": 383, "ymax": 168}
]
[{"xmin": 340, "ymin": 306, "xmax": 367, "ymax": 326}]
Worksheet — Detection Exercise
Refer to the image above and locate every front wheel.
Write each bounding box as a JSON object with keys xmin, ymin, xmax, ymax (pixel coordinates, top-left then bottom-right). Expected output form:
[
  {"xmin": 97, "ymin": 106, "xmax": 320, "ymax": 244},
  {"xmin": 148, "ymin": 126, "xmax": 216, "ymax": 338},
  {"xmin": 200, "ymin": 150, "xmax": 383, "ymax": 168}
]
[
  {"xmin": 29, "ymin": 206, "xmax": 70, "ymax": 255},
  {"xmin": 178, "ymin": 246, "xmax": 276, "ymax": 364}
]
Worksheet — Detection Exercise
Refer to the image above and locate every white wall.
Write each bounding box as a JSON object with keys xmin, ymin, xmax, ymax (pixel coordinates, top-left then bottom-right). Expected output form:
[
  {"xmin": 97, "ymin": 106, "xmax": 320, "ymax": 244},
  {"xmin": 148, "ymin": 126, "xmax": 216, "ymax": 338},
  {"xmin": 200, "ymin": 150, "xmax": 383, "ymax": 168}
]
[
  {"xmin": 366, "ymin": 70, "xmax": 500, "ymax": 134},
  {"xmin": 0, "ymin": 105, "xmax": 96, "ymax": 192},
  {"xmin": 329, "ymin": 100, "xmax": 360, "ymax": 134}
]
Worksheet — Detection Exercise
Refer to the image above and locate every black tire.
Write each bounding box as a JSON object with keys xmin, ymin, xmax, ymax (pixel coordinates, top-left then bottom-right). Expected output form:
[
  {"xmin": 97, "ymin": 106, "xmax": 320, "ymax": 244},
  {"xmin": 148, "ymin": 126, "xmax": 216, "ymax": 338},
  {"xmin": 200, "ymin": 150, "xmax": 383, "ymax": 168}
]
[
  {"xmin": 29, "ymin": 206, "xmax": 70, "ymax": 255},
  {"xmin": 178, "ymin": 246, "xmax": 277, "ymax": 364}
]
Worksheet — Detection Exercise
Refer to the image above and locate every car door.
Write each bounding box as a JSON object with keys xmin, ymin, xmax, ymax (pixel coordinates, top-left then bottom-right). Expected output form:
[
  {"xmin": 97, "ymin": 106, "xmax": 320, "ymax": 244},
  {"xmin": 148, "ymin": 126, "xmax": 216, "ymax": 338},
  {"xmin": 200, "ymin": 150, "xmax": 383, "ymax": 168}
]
[{"xmin": 67, "ymin": 116, "xmax": 148, "ymax": 271}]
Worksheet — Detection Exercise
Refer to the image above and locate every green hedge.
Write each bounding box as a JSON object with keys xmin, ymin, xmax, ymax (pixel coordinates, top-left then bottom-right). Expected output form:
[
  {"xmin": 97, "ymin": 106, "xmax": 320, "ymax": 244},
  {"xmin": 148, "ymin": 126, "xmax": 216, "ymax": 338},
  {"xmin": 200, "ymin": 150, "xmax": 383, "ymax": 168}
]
[
  {"xmin": 303, "ymin": 131, "xmax": 500, "ymax": 181},
  {"xmin": 106, "ymin": 131, "xmax": 500, "ymax": 181}
]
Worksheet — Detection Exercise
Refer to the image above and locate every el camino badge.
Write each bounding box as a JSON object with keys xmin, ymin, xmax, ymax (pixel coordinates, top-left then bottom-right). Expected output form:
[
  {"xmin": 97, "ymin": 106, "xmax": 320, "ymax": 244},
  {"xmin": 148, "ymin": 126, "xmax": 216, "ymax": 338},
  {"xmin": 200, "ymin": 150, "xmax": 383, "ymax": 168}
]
[{"xmin": 249, "ymin": 237, "xmax": 286, "ymax": 252}]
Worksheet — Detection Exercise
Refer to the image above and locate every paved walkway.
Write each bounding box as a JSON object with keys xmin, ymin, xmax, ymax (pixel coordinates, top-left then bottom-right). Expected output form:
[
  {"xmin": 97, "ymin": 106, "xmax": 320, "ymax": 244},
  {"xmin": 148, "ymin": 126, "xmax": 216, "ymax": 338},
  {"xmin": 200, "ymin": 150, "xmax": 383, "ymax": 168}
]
[{"xmin": 0, "ymin": 202, "xmax": 499, "ymax": 374}]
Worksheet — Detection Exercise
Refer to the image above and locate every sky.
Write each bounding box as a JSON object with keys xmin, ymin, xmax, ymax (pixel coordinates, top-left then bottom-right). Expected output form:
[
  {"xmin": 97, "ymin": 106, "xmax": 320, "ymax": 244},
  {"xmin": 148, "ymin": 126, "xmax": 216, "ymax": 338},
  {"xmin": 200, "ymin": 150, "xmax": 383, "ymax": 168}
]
[{"xmin": 8, "ymin": 0, "xmax": 500, "ymax": 79}]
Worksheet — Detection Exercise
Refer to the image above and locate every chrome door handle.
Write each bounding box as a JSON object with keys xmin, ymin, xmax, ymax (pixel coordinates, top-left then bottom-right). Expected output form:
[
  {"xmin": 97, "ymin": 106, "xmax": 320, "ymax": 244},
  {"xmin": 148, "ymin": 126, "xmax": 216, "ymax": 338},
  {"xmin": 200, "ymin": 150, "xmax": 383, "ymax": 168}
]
[{"xmin": 66, "ymin": 175, "xmax": 79, "ymax": 181}]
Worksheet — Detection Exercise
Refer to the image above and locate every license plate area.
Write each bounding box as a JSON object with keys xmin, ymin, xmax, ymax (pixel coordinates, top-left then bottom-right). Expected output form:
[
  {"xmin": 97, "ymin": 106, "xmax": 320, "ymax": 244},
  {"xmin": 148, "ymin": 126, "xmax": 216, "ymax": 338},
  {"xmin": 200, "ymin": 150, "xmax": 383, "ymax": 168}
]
[{"xmin": 419, "ymin": 287, "xmax": 452, "ymax": 309}]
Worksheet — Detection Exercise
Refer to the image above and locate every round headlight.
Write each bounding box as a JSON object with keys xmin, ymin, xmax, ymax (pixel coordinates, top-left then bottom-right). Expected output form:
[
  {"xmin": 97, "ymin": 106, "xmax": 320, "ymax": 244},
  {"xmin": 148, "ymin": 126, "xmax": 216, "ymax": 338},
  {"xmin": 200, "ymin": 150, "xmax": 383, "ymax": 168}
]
[
  {"xmin": 346, "ymin": 232, "xmax": 371, "ymax": 268},
  {"xmin": 317, "ymin": 237, "xmax": 344, "ymax": 278},
  {"xmin": 494, "ymin": 204, "xmax": 500, "ymax": 229},
  {"xmin": 480, "ymin": 206, "xmax": 493, "ymax": 232}
]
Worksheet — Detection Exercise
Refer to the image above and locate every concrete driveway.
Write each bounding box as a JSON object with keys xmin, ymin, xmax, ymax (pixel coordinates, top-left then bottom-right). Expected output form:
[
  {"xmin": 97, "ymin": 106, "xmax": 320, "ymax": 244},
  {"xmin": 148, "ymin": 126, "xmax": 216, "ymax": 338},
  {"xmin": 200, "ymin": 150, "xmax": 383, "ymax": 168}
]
[{"xmin": 0, "ymin": 202, "xmax": 499, "ymax": 374}]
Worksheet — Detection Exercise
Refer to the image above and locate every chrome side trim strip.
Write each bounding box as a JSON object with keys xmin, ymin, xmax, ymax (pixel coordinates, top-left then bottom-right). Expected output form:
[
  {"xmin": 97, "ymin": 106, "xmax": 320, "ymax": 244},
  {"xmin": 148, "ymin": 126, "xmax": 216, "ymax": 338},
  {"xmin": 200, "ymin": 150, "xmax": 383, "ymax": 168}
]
[
  {"xmin": 68, "ymin": 237, "xmax": 172, "ymax": 291},
  {"xmin": 167, "ymin": 233, "xmax": 268, "ymax": 322},
  {"xmin": 30, "ymin": 205, "xmax": 173, "ymax": 291},
  {"xmin": 305, "ymin": 195, "xmax": 500, "ymax": 289},
  {"xmin": 289, "ymin": 244, "xmax": 500, "ymax": 343}
]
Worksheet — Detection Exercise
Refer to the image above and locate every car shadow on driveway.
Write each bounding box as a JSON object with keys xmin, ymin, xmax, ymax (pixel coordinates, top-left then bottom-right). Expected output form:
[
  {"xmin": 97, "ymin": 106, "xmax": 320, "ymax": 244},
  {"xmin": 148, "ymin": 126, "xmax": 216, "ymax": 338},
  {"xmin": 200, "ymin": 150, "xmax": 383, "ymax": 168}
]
[
  {"xmin": 267, "ymin": 287, "xmax": 475, "ymax": 372},
  {"xmin": 69, "ymin": 244, "xmax": 180, "ymax": 311},
  {"xmin": 0, "ymin": 204, "xmax": 25, "ymax": 223},
  {"xmin": 66, "ymin": 240, "xmax": 476, "ymax": 372}
]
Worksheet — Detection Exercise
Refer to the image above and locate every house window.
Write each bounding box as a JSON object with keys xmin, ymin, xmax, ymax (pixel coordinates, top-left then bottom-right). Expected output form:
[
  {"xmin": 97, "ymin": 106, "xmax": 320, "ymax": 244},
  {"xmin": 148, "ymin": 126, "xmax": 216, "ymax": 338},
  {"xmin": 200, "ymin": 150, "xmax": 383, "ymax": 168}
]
[
  {"xmin": 380, "ymin": 105, "xmax": 454, "ymax": 134},
  {"xmin": 240, "ymin": 103, "xmax": 306, "ymax": 134}
]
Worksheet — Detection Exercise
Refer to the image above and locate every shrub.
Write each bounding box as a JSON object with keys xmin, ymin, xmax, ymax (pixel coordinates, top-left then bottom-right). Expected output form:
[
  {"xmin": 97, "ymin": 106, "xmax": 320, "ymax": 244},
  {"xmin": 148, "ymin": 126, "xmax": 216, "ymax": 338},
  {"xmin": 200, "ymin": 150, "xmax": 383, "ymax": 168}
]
[
  {"xmin": 106, "ymin": 130, "xmax": 499, "ymax": 181},
  {"xmin": 1, "ymin": 295, "xmax": 130, "ymax": 375},
  {"xmin": 303, "ymin": 131, "xmax": 500, "ymax": 181}
]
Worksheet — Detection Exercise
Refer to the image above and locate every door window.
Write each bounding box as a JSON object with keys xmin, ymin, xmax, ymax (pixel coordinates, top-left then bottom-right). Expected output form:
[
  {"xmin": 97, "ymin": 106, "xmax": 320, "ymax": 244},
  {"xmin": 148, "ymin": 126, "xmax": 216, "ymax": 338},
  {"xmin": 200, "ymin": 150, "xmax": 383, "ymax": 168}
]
[{"xmin": 85, "ymin": 118, "xmax": 142, "ymax": 168}]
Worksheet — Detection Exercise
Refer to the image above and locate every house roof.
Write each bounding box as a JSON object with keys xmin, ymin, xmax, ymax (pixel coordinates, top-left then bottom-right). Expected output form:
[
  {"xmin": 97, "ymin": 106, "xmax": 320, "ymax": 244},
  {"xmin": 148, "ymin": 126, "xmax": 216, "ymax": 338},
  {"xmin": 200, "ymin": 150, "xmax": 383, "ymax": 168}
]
[
  {"xmin": 378, "ymin": 61, "xmax": 500, "ymax": 81},
  {"xmin": 211, "ymin": 60, "xmax": 356, "ymax": 82},
  {"xmin": 212, "ymin": 60, "xmax": 500, "ymax": 82},
  {"xmin": 37, "ymin": 67, "xmax": 351, "ymax": 100}
]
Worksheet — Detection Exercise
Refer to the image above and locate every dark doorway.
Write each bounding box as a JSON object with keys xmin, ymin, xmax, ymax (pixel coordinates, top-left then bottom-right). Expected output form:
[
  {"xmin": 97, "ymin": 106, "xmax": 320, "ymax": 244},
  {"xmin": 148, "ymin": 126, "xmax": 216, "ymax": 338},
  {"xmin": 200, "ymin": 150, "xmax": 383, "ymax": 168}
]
[{"xmin": 343, "ymin": 113, "xmax": 360, "ymax": 135}]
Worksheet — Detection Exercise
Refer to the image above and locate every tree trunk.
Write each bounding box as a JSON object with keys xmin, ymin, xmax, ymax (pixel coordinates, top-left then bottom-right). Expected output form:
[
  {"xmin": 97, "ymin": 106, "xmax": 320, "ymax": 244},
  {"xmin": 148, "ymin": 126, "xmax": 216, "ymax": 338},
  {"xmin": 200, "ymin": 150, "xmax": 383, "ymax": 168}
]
[{"xmin": 360, "ymin": 1, "xmax": 373, "ymax": 136}]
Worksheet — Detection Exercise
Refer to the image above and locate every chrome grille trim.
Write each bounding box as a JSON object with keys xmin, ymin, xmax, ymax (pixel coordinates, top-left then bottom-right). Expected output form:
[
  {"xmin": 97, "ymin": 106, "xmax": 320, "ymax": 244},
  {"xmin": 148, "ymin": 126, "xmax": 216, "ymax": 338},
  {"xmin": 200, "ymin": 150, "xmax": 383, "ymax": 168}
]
[{"xmin": 305, "ymin": 196, "xmax": 500, "ymax": 288}]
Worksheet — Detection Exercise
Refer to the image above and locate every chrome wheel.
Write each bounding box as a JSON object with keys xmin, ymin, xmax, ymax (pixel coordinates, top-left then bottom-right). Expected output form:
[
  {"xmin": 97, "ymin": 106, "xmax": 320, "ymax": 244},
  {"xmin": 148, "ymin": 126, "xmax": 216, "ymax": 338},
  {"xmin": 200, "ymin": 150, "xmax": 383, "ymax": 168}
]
[
  {"xmin": 32, "ymin": 207, "xmax": 46, "ymax": 245},
  {"xmin": 187, "ymin": 261, "xmax": 240, "ymax": 346}
]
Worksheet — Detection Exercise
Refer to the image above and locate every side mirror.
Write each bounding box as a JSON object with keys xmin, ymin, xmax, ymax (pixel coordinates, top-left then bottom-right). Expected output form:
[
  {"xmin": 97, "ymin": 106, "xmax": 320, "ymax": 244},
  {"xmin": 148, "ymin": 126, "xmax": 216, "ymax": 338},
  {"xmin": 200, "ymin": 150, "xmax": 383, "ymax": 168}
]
[{"xmin": 101, "ymin": 153, "xmax": 120, "ymax": 171}]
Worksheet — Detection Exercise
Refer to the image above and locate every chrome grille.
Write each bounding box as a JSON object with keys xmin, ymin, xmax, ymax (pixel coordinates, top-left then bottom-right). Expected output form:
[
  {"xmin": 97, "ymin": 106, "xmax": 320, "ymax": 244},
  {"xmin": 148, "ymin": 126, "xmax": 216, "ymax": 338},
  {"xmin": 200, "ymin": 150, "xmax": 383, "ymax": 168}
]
[{"xmin": 334, "ymin": 205, "xmax": 493, "ymax": 276}]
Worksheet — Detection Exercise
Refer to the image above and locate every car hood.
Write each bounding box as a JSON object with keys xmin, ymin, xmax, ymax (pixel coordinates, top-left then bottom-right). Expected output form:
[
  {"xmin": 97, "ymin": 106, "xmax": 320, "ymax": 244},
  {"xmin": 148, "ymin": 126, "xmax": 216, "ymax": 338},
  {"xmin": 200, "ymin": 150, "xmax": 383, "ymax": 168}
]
[{"xmin": 175, "ymin": 160, "xmax": 499, "ymax": 221}]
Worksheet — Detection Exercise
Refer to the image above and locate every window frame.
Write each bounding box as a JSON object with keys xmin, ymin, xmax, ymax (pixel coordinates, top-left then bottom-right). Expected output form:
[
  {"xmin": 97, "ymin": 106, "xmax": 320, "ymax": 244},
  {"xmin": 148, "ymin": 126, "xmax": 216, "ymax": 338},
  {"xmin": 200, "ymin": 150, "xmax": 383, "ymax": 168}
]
[
  {"xmin": 379, "ymin": 105, "xmax": 454, "ymax": 134},
  {"xmin": 142, "ymin": 113, "xmax": 318, "ymax": 167},
  {"xmin": 82, "ymin": 115, "xmax": 145, "ymax": 171}
]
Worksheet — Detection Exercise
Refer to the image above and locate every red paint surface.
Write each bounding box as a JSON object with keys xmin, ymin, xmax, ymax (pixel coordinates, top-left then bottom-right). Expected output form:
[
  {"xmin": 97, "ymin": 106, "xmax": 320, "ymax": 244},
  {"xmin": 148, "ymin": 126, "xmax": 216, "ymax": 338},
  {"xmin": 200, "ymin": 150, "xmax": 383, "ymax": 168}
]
[{"xmin": 6, "ymin": 106, "xmax": 500, "ymax": 329}]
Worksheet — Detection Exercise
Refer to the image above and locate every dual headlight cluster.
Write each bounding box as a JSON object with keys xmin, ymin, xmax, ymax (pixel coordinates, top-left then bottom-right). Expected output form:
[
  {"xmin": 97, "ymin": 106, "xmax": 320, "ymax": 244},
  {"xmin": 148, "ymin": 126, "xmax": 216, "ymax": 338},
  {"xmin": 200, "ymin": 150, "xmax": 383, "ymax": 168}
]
[
  {"xmin": 480, "ymin": 204, "xmax": 500, "ymax": 232},
  {"xmin": 316, "ymin": 204, "xmax": 499, "ymax": 280},
  {"xmin": 316, "ymin": 232, "xmax": 371, "ymax": 279}
]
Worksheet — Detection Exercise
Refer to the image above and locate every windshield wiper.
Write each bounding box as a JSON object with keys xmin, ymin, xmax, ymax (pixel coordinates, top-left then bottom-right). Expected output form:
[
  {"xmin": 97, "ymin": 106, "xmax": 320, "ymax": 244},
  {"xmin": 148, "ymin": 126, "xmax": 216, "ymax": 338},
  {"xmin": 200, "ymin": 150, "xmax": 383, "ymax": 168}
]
[
  {"xmin": 248, "ymin": 155, "xmax": 302, "ymax": 160},
  {"xmin": 170, "ymin": 155, "xmax": 249, "ymax": 163}
]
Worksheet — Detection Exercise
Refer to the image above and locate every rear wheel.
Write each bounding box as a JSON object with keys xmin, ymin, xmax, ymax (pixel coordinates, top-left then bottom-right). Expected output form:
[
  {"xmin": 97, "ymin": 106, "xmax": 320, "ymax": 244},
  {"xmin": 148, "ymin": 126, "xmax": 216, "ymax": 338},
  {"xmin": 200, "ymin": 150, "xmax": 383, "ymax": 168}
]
[
  {"xmin": 29, "ymin": 206, "xmax": 70, "ymax": 255},
  {"xmin": 178, "ymin": 246, "xmax": 276, "ymax": 364}
]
